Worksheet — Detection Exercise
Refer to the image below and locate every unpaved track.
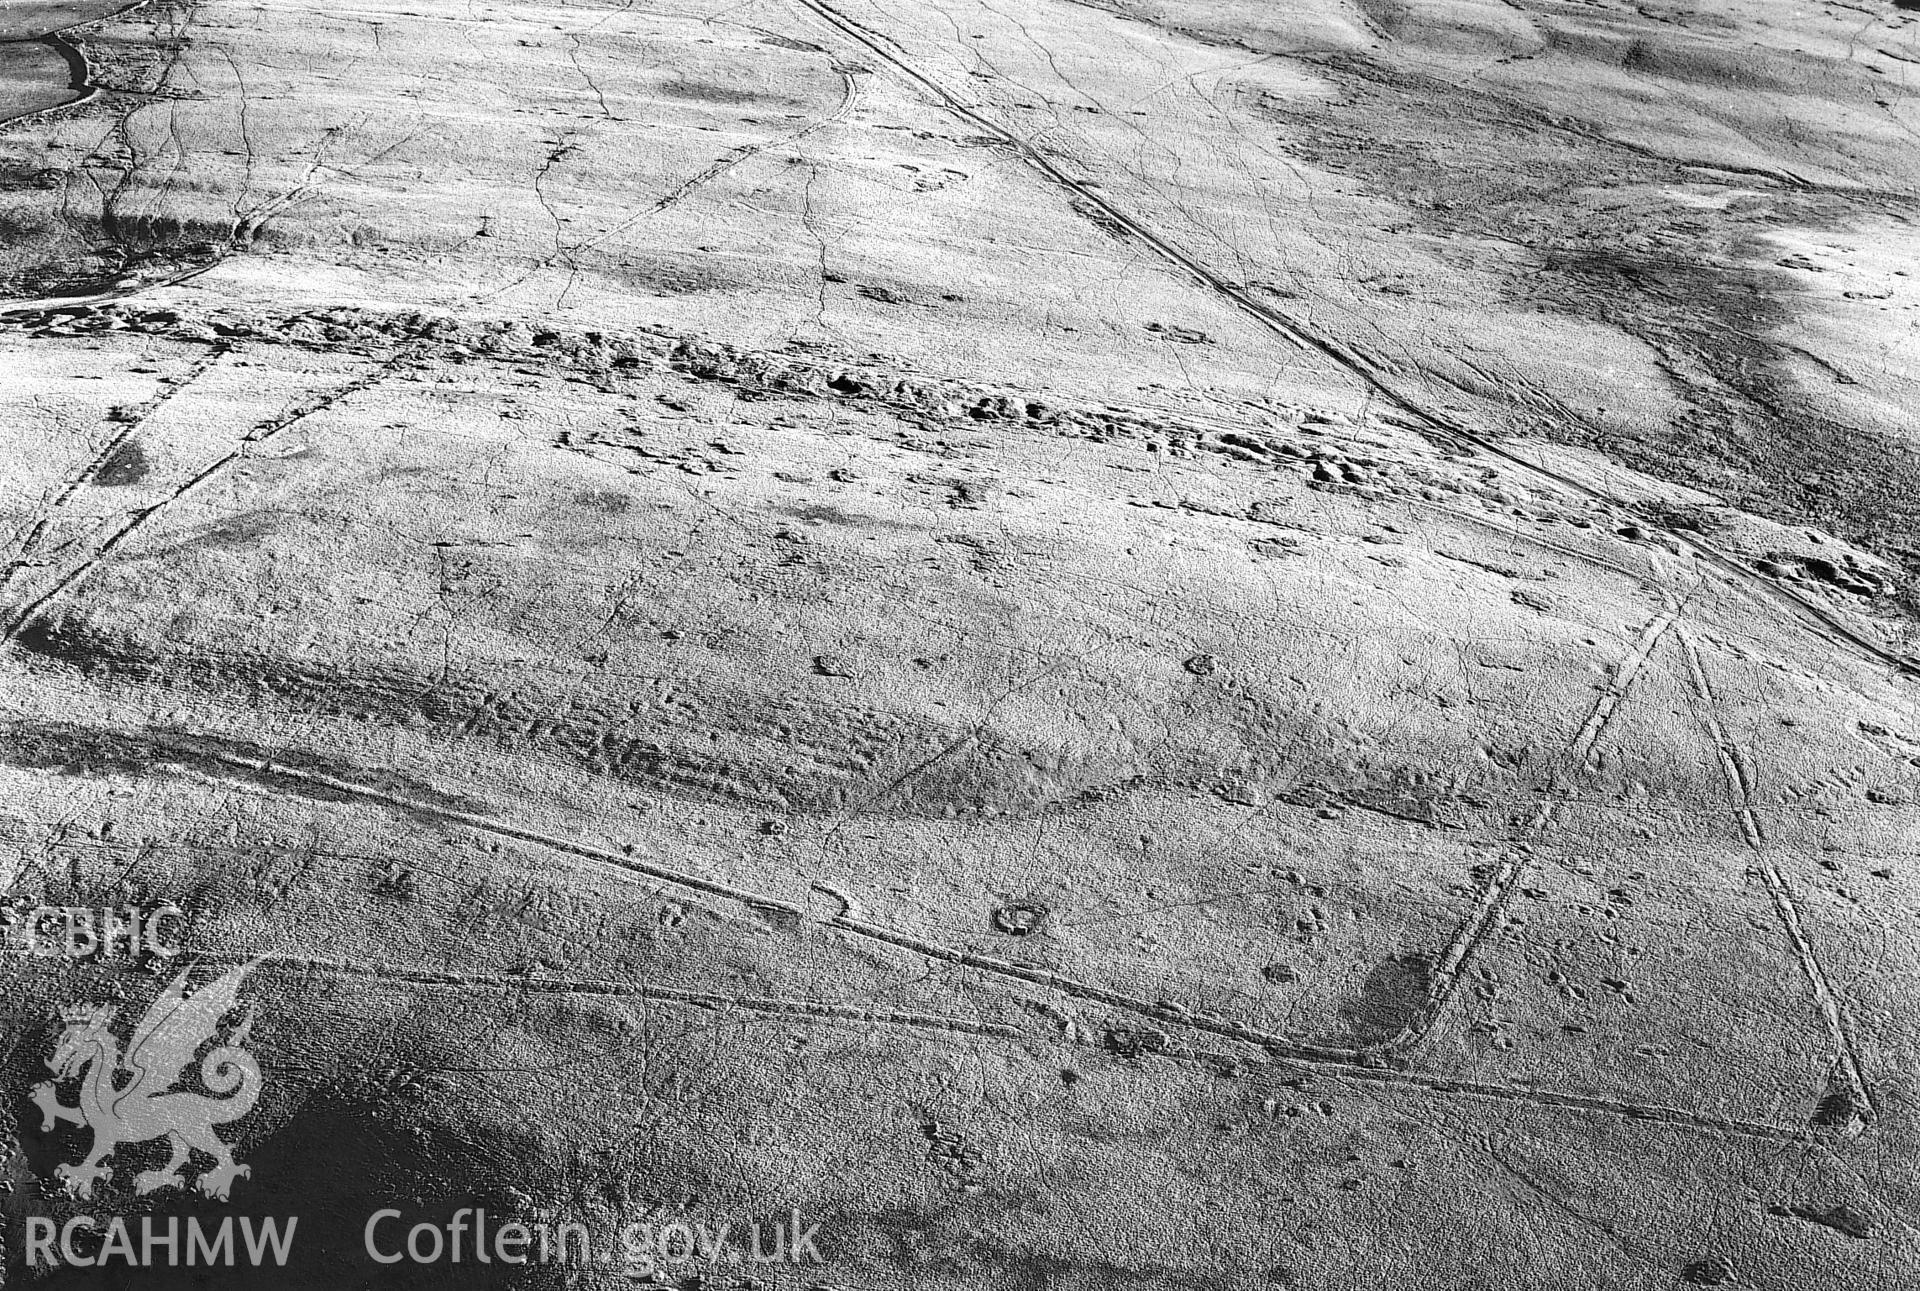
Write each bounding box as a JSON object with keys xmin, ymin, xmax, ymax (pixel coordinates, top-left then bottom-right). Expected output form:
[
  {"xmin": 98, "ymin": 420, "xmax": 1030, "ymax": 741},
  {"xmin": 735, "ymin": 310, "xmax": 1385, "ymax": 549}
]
[{"xmin": 790, "ymin": 0, "xmax": 1920, "ymax": 684}]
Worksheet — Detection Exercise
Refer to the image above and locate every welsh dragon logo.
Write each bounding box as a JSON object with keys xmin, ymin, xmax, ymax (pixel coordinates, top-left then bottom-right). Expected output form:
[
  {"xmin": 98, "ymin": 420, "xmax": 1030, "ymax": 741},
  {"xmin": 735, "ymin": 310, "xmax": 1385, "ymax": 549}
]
[{"xmin": 31, "ymin": 960, "xmax": 264, "ymax": 1201}]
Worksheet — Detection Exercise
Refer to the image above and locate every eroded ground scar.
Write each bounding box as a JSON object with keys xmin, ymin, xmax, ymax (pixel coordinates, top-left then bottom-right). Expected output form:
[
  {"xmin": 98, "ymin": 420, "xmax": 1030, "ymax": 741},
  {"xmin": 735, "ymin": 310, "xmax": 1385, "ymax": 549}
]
[{"xmin": 1671, "ymin": 623, "xmax": 1874, "ymax": 1131}]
